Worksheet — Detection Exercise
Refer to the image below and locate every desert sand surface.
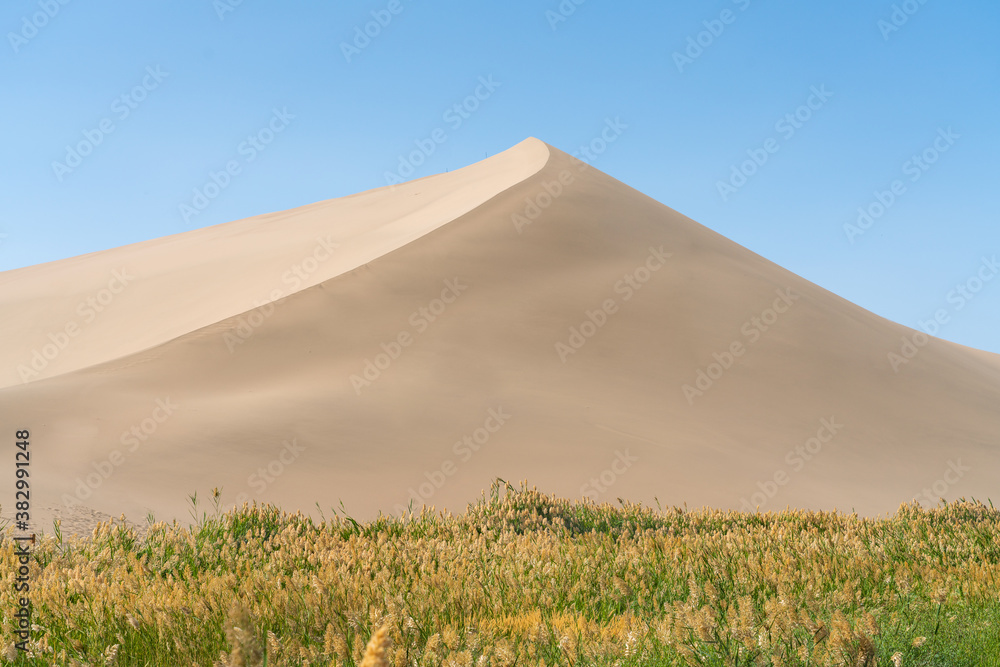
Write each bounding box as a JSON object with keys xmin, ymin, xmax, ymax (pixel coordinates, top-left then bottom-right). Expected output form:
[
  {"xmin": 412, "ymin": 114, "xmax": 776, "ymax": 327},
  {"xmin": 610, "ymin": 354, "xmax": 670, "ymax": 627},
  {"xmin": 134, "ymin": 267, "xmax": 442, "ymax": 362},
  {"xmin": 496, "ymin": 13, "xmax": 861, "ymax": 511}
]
[{"xmin": 3, "ymin": 138, "xmax": 999, "ymax": 538}]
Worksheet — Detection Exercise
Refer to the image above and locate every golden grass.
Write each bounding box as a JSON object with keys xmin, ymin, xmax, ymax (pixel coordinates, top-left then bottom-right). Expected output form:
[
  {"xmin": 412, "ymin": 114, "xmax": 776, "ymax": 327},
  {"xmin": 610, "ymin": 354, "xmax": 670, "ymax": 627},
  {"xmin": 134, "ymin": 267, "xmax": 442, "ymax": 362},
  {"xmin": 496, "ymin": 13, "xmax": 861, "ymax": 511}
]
[{"xmin": 1, "ymin": 481, "xmax": 998, "ymax": 666}]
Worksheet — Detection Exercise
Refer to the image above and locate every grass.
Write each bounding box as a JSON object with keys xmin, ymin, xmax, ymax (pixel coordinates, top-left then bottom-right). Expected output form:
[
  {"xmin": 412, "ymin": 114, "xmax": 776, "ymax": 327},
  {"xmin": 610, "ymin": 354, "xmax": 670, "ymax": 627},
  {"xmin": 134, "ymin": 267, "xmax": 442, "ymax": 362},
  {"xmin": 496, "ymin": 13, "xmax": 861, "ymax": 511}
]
[{"xmin": 1, "ymin": 480, "xmax": 999, "ymax": 666}]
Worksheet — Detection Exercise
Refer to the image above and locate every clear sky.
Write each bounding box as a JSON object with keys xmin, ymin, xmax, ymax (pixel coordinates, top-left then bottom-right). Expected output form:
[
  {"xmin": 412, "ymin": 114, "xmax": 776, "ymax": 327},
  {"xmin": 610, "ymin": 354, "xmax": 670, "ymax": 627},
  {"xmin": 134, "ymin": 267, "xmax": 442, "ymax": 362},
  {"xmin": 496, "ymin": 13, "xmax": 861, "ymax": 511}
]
[{"xmin": 2, "ymin": 0, "xmax": 998, "ymax": 352}]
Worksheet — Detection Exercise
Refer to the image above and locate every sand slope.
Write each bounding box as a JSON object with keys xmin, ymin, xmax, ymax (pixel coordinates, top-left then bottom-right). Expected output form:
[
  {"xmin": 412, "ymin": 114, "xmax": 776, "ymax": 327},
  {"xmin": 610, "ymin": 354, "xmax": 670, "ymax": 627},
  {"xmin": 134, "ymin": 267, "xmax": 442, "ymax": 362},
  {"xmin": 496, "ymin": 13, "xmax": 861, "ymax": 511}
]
[
  {"xmin": 0, "ymin": 139, "xmax": 549, "ymax": 389},
  {"xmin": 2, "ymin": 138, "xmax": 998, "ymax": 534}
]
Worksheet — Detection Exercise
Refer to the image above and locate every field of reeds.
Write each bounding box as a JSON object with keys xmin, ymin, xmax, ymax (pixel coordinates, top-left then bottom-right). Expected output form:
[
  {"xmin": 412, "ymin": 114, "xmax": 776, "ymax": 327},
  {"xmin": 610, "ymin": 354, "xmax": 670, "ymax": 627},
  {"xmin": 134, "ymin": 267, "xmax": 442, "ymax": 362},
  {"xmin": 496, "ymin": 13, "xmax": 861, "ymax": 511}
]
[{"xmin": 2, "ymin": 481, "xmax": 999, "ymax": 666}]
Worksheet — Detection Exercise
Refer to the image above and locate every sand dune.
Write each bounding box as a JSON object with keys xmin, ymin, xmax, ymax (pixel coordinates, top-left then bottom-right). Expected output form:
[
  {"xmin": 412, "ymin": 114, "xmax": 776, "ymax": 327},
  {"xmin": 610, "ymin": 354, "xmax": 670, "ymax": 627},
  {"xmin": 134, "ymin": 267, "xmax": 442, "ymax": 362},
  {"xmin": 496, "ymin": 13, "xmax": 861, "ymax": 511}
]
[
  {"xmin": 0, "ymin": 139, "xmax": 549, "ymax": 389},
  {"xmin": 3, "ymin": 138, "xmax": 998, "ymax": 535}
]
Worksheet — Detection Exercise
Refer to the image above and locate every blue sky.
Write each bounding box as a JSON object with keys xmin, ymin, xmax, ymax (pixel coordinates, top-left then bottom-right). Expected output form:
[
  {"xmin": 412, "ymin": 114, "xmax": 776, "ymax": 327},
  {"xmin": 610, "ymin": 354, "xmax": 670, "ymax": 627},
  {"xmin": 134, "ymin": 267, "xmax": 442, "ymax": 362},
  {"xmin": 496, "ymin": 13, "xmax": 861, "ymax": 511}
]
[{"xmin": 2, "ymin": 0, "xmax": 998, "ymax": 352}]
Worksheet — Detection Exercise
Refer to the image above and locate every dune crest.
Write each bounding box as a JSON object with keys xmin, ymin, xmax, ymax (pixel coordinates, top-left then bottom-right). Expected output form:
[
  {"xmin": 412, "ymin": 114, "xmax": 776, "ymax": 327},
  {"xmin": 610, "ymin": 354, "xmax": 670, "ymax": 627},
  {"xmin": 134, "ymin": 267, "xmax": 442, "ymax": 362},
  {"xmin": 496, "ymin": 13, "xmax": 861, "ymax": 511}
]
[{"xmin": 0, "ymin": 138, "xmax": 550, "ymax": 388}]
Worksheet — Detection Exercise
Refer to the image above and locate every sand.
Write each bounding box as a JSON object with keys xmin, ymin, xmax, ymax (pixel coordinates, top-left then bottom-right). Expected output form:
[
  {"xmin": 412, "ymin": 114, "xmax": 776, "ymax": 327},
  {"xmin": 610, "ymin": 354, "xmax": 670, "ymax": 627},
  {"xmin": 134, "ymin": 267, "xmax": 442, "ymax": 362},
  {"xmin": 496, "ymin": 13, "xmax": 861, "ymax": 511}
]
[{"xmin": 2, "ymin": 138, "xmax": 998, "ymax": 538}]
